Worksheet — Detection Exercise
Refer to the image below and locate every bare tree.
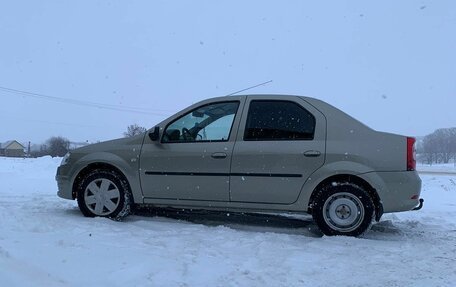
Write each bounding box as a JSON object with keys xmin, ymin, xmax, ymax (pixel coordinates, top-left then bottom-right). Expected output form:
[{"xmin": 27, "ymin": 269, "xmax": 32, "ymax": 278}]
[
  {"xmin": 422, "ymin": 128, "xmax": 456, "ymax": 164},
  {"xmin": 124, "ymin": 124, "xmax": 147, "ymax": 138},
  {"xmin": 422, "ymin": 134, "xmax": 437, "ymax": 164},
  {"xmin": 46, "ymin": 136, "xmax": 70, "ymax": 157}
]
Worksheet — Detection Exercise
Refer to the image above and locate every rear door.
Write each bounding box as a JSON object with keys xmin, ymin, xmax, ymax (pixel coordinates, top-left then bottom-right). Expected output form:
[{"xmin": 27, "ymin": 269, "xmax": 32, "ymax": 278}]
[{"xmin": 230, "ymin": 96, "xmax": 326, "ymax": 204}]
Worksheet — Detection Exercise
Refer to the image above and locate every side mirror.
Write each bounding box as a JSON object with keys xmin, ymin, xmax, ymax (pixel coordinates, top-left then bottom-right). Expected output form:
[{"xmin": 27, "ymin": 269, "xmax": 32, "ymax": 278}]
[{"xmin": 148, "ymin": 126, "xmax": 160, "ymax": 141}]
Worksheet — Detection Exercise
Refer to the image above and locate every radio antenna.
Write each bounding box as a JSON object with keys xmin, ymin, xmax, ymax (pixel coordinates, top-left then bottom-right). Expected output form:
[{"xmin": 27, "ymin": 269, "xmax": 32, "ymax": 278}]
[{"xmin": 225, "ymin": 80, "xmax": 273, "ymax": 96}]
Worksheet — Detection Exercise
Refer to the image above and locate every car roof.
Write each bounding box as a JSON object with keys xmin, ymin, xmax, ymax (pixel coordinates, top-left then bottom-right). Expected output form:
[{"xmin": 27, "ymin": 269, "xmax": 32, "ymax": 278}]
[{"xmin": 206, "ymin": 94, "xmax": 317, "ymax": 102}]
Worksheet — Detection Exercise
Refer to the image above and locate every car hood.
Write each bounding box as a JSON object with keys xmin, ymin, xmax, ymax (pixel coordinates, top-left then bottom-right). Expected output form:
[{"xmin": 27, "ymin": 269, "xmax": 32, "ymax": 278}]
[{"xmin": 73, "ymin": 134, "xmax": 145, "ymax": 154}]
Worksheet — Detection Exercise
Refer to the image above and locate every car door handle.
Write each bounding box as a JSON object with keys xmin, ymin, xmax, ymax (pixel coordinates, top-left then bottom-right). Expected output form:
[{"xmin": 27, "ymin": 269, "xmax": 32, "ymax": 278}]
[
  {"xmin": 211, "ymin": 152, "xmax": 227, "ymax": 159},
  {"xmin": 304, "ymin": 150, "xmax": 321, "ymax": 157}
]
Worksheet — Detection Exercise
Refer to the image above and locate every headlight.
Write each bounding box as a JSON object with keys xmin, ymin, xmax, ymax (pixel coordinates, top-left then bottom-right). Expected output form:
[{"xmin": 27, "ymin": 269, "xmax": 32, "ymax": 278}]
[{"xmin": 61, "ymin": 152, "xmax": 71, "ymax": 166}]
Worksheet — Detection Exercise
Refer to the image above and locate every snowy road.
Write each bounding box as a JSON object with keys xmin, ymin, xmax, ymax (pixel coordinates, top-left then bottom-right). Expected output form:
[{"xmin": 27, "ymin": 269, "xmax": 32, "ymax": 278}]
[{"xmin": 1, "ymin": 157, "xmax": 455, "ymax": 287}]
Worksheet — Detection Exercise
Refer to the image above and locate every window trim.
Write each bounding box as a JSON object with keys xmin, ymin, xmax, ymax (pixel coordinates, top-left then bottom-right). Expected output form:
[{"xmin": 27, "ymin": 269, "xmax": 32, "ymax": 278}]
[
  {"xmin": 243, "ymin": 100, "xmax": 316, "ymax": 142},
  {"xmin": 161, "ymin": 100, "xmax": 240, "ymax": 144}
]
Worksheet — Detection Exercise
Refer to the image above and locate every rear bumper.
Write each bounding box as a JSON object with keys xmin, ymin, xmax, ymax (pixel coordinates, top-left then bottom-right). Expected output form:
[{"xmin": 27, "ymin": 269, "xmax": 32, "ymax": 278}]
[{"xmin": 360, "ymin": 170, "xmax": 422, "ymax": 213}]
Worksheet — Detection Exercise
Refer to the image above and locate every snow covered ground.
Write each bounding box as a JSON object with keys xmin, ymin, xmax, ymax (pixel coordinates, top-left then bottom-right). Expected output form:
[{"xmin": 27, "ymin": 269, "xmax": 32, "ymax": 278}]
[
  {"xmin": 417, "ymin": 163, "xmax": 456, "ymax": 174},
  {"xmin": 1, "ymin": 157, "xmax": 455, "ymax": 287}
]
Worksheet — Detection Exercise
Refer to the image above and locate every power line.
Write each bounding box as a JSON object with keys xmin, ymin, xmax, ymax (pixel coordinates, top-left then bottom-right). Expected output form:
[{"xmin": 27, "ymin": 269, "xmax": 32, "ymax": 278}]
[{"xmin": 0, "ymin": 85, "xmax": 169, "ymax": 116}]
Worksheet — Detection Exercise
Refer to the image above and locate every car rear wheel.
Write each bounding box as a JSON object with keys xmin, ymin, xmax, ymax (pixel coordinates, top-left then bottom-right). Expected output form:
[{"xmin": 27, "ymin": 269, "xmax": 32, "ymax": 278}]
[
  {"xmin": 312, "ymin": 183, "xmax": 374, "ymax": 236},
  {"xmin": 77, "ymin": 169, "xmax": 132, "ymax": 220}
]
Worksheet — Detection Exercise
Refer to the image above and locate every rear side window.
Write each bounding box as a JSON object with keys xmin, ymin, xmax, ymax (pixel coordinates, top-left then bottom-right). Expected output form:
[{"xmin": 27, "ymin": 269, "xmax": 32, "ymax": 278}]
[{"xmin": 244, "ymin": 100, "xmax": 315, "ymax": 141}]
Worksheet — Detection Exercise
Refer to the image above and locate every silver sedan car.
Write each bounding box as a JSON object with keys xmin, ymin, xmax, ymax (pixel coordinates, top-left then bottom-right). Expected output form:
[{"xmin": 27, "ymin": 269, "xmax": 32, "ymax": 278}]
[{"xmin": 56, "ymin": 95, "xmax": 422, "ymax": 236}]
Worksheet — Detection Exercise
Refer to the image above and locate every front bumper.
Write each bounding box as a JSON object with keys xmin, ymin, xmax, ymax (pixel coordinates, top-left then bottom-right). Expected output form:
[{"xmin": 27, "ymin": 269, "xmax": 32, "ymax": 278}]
[{"xmin": 56, "ymin": 166, "xmax": 73, "ymax": 200}]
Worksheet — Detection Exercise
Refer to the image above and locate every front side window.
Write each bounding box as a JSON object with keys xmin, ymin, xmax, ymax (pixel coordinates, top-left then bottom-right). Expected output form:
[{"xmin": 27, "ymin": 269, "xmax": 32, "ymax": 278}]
[
  {"xmin": 163, "ymin": 102, "xmax": 239, "ymax": 143},
  {"xmin": 244, "ymin": 100, "xmax": 315, "ymax": 141}
]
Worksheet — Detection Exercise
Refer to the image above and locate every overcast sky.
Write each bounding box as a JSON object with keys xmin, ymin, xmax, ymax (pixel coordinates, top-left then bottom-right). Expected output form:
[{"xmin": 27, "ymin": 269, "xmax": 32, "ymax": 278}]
[{"xmin": 1, "ymin": 1, "xmax": 455, "ymax": 144}]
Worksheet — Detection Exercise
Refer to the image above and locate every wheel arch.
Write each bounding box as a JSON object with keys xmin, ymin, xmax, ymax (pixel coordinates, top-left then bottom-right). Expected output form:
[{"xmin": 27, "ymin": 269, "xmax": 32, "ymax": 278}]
[
  {"xmin": 72, "ymin": 162, "xmax": 131, "ymax": 200},
  {"xmin": 308, "ymin": 174, "xmax": 383, "ymax": 222}
]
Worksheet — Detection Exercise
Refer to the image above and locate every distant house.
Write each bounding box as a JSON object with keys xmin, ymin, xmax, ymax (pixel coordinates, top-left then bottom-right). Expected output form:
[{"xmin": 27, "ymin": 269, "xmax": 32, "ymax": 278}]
[{"xmin": 0, "ymin": 140, "xmax": 26, "ymax": 157}]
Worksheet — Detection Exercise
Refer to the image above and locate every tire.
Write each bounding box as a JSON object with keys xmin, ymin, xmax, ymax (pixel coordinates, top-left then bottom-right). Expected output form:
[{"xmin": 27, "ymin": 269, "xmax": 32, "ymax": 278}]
[
  {"xmin": 312, "ymin": 183, "xmax": 375, "ymax": 237},
  {"xmin": 76, "ymin": 169, "xmax": 132, "ymax": 220}
]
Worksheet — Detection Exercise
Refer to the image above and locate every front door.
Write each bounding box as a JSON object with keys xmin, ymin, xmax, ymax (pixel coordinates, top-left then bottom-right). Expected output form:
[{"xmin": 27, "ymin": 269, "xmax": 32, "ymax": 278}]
[{"xmin": 140, "ymin": 101, "xmax": 241, "ymax": 202}]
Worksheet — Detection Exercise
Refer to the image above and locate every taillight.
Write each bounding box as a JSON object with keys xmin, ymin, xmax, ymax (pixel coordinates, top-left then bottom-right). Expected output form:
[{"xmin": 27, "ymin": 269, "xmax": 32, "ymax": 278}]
[{"xmin": 407, "ymin": 137, "xmax": 416, "ymax": 171}]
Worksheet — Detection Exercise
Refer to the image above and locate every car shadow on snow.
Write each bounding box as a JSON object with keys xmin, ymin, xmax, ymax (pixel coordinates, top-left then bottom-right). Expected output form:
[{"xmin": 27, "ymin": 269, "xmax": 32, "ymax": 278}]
[
  {"xmin": 62, "ymin": 205, "xmax": 414, "ymax": 239},
  {"xmin": 131, "ymin": 208, "xmax": 417, "ymax": 240},
  {"xmin": 132, "ymin": 207, "xmax": 324, "ymax": 238}
]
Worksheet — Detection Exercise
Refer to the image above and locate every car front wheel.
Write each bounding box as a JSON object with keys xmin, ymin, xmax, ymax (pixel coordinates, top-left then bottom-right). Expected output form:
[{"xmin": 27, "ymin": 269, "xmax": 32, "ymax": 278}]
[
  {"xmin": 312, "ymin": 183, "xmax": 375, "ymax": 236},
  {"xmin": 77, "ymin": 169, "xmax": 132, "ymax": 220}
]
